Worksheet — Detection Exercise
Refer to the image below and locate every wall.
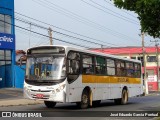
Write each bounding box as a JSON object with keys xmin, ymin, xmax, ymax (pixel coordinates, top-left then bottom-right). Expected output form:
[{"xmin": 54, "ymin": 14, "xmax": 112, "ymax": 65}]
[{"xmin": 14, "ymin": 65, "xmax": 25, "ymax": 88}]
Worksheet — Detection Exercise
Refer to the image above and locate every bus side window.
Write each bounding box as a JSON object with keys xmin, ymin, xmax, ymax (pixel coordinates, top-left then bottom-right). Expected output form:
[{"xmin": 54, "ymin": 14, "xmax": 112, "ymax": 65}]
[
  {"xmin": 67, "ymin": 51, "xmax": 80, "ymax": 83},
  {"xmin": 116, "ymin": 60, "xmax": 121, "ymax": 76},
  {"xmin": 134, "ymin": 63, "xmax": 141, "ymax": 78},
  {"xmin": 106, "ymin": 59, "xmax": 115, "ymax": 75},
  {"xmin": 67, "ymin": 52, "xmax": 80, "ymax": 74},
  {"xmin": 126, "ymin": 62, "xmax": 134, "ymax": 77},
  {"xmin": 95, "ymin": 56, "xmax": 106, "ymax": 75},
  {"xmin": 116, "ymin": 60, "xmax": 125, "ymax": 76},
  {"xmin": 82, "ymin": 54, "xmax": 94, "ymax": 74}
]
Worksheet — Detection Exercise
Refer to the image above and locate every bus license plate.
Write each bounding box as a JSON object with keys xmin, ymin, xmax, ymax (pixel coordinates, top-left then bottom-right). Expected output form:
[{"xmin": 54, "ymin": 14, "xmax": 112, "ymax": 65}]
[{"xmin": 36, "ymin": 94, "xmax": 44, "ymax": 99}]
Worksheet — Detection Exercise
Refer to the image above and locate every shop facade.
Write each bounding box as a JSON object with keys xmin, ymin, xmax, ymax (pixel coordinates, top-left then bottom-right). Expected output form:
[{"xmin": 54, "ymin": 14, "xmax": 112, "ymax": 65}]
[{"xmin": 0, "ymin": 0, "xmax": 15, "ymax": 88}]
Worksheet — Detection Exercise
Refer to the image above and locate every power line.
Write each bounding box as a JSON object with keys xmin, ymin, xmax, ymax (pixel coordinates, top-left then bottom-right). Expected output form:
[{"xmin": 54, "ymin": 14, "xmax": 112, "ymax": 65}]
[
  {"xmin": 15, "ymin": 16, "xmax": 47, "ymax": 30},
  {"xmin": 0, "ymin": 13, "xmax": 148, "ymax": 54},
  {"xmin": 16, "ymin": 15, "xmax": 142, "ymax": 49},
  {"xmin": 15, "ymin": 12, "xmax": 119, "ymax": 46},
  {"xmin": 31, "ymin": 0, "xmax": 140, "ymax": 43},
  {"xmin": 15, "ymin": 22, "xmax": 144, "ymax": 53},
  {"xmin": 1, "ymin": 19, "xmax": 91, "ymax": 49},
  {"xmin": 18, "ymin": 26, "xmax": 145, "ymax": 53},
  {"xmin": 43, "ymin": 0, "xmax": 139, "ymax": 41},
  {"xmin": 16, "ymin": 15, "xmax": 142, "ymax": 50},
  {"xmin": 0, "ymin": 15, "xmax": 142, "ymax": 53},
  {"xmin": 14, "ymin": 14, "xmax": 144, "ymax": 52},
  {"xmin": 81, "ymin": 0, "xmax": 139, "ymax": 25},
  {"xmin": 103, "ymin": 0, "xmax": 137, "ymax": 18},
  {"xmin": 15, "ymin": 16, "xmax": 113, "ymax": 47},
  {"xmin": 15, "ymin": 27, "xmax": 49, "ymax": 47}
]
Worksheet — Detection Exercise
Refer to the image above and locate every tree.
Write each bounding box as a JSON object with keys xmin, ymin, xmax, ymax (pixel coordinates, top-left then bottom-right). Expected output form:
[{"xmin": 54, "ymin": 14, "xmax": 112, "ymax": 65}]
[{"xmin": 112, "ymin": 0, "xmax": 160, "ymax": 38}]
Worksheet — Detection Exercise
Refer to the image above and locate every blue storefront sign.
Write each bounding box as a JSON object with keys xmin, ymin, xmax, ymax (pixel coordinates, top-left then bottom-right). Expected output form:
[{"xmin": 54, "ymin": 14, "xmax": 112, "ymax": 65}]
[{"xmin": 0, "ymin": 33, "xmax": 15, "ymax": 49}]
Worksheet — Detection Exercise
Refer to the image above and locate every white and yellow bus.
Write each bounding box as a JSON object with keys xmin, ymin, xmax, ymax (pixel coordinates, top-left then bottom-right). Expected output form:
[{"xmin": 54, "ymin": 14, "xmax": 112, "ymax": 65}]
[{"xmin": 24, "ymin": 45, "xmax": 143, "ymax": 109}]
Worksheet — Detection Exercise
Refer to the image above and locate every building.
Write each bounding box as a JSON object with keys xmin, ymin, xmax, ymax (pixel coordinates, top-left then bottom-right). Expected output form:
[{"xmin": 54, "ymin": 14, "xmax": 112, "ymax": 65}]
[
  {"xmin": 92, "ymin": 46, "xmax": 160, "ymax": 91},
  {"xmin": 0, "ymin": 0, "xmax": 15, "ymax": 88}
]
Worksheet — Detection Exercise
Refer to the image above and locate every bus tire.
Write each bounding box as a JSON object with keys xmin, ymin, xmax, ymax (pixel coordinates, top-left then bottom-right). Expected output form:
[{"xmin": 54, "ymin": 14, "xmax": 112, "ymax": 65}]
[
  {"xmin": 77, "ymin": 90, "xmax": 90, "ymax": 109},
  {"xmin": 121, "ymin": 89, "xmax": 128, "ymax": 105},
  {"xmin": 114, "ymin": 89, "xmax": 128, "ymax": 105},
  {"xmin": 44, "ymin": 101, "xmax": 56, "ymax": 108}
]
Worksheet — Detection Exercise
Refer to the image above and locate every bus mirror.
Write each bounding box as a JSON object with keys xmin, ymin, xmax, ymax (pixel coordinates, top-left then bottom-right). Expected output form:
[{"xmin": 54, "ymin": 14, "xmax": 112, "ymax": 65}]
[
  {"xmin": 19, "ymin": 56, "xmax": 25, "ymax": 70},
  {"xmin": 19, "ymin": 56, "xmax": 26, "ymax": 71}
]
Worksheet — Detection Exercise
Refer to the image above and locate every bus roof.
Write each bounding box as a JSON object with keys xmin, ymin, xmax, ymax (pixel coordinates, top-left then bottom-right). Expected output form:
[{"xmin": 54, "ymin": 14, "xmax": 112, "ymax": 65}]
[{"xmin": 28, "ymin": 45, "xmax": 141, "ymax": 63}]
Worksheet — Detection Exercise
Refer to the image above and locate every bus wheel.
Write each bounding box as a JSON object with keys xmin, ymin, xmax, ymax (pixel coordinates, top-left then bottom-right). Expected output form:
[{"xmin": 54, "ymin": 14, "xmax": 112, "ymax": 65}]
[
  {"xmin": 44, "ymin": 101, "xmax": 56, "ymax": 108},
  {"xmin": 77, "ymin": 90, "xmax": 89, "ymax": 109},
  {"xmin": 114, "ymin": 89, "xmax": 128, "ymax": 105},
  {"xmin": 92, "ymin": 100, "xmax": 101, "ymax": 107},
  {"xmin": 121, "ymin": 89, "xmax": 128, "ymax": 105}
]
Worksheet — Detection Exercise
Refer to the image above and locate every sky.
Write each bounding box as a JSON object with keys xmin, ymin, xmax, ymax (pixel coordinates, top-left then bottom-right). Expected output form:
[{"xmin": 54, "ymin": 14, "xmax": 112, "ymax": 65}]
[{"xmin": 14, "ymin": 0, "xmax": 155, "ymax": 50}]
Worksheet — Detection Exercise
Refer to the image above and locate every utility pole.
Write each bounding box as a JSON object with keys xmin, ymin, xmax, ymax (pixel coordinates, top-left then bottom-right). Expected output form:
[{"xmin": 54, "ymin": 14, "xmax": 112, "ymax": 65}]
[
  {"xmin": 142, "ymin": 32, "xmax": 148, "ymax": 94},
  {"xmin": 150, "ymin": 40, "xmax": 160, "ymax": 91},
  {"xmin": 101, "ymin": 45, "xmax": 103, "ymax": 52},
  {"xmin": 48, "ymin": 27, "xmax": 53, "ymax": 45}
]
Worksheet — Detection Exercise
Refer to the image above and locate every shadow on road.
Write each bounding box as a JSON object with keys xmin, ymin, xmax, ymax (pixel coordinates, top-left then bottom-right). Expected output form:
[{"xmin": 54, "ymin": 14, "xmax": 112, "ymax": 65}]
[{"xmin": 33, "ymin": 100, "xmax": 139, "ymax": 111}]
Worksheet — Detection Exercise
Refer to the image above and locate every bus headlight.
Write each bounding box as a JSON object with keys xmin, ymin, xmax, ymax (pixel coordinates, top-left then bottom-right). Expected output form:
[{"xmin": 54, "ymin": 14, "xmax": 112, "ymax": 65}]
[
  {"xmin": 60, "ymin": 84, "xmax": 66, "ymax": 90},
  {"xmin": 27, "ymin": 89, "xmax": 30, "ymax": 93},
  {"xmin": 56, "ymin": 84, "xmax": 66, "ymax": 93},
  {"xmin": 24, "ymin": 87, "xmax": 30, "ymax": 93}
]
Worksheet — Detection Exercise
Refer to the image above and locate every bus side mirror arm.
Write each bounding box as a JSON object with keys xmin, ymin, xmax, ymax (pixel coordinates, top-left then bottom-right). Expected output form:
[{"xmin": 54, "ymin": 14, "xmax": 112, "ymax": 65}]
[
  {"xmin": 19, "ymin": 56, "xmax": 26, "ymax": 71},
  {"xmin": 19, "ymin": 56, "xmax": 23, "ymax": 68}
]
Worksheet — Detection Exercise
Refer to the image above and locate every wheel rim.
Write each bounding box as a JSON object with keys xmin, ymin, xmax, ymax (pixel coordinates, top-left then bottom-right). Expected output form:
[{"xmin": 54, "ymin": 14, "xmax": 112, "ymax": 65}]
[
  {"xmin": 123, "ymin": 91, "xmax": 127, "ymax": 103},
  {"xmin": 82, "ymin": 94, "xmax": 88, "ymax": 104}
]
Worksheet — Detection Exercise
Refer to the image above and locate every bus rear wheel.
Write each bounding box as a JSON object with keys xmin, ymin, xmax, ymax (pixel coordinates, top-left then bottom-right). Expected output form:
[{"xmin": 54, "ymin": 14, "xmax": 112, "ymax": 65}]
[
  {"xmin": 121, "ymin": 89, "xmax": 128, "ymax": 104},
  {"xmin": 114, "ymin": 89, "xmax": 128, "ymax": 105},
  {"xmin": 44, "ymin": 101, "xmax": 56, "ymax": 108},
  {"xmin": 77, "ymin": 90, "xmax": 89, "ymax": 109}
]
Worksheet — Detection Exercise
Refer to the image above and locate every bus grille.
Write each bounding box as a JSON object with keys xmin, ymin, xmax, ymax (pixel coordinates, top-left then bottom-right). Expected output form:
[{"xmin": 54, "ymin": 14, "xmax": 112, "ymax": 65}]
[{"xmin": 31, "ymin": 89, "xmax": 51, "ymax": 92}]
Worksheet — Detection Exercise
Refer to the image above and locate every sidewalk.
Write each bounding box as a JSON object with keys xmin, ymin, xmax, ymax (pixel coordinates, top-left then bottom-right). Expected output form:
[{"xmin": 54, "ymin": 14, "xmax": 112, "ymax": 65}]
[
  {"xmin": 0, "ymin": 88, "xmax": 43, "ymax": 107},
  {"xmin": 149, "ymin": 91, "xmax": 160, "ymax": 95}
]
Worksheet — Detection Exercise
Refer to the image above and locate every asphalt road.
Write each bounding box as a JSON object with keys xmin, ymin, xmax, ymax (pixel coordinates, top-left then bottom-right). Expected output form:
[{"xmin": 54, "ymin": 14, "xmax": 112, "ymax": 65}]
[{"xmin": 0, "ymin": 94, "xmax": 160, "ymax": 120}]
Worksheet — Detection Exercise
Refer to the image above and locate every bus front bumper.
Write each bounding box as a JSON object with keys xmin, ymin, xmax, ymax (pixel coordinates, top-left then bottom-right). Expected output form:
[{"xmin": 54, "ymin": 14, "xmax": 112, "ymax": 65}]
[{"xmin": 24, "ymin": 87, "xmax": 66, "ymax": 102}]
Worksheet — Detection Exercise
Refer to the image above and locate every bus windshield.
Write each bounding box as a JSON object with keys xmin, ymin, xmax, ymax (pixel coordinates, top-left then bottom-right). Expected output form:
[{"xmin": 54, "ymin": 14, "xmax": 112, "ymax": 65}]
[{"xmin": 26, "ymin": 55, "xmax": 66, "ymax": 81}]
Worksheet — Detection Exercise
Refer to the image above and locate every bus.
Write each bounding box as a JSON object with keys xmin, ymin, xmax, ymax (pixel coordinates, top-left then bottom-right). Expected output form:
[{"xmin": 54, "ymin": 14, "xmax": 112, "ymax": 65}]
[{"xmin": 23, "ymin": 45, "xmax": 143, "ymax": 109}]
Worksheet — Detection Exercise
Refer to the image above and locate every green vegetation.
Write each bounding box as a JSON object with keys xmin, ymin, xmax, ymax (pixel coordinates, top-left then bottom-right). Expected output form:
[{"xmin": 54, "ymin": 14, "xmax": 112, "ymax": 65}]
[{"xmin": 112, "ymin": 0, "xmax": 160, "ymax": 38}]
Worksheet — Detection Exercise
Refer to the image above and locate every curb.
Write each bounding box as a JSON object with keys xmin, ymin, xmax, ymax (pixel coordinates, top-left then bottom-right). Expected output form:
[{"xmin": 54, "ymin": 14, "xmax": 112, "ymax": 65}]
[
  {"xmin": 0, "ymin": 99, "xmax": 43, "ymax": 107},
  {"xmin": 146, "ymin": 93, "xmax": 160, "ymax": 96}
]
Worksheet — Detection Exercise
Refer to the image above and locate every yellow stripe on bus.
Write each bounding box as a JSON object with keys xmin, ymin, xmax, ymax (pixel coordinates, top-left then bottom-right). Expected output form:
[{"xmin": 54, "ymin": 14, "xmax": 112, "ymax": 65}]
[{"xmin": 82, "ymin": 75, "xmax": 141, "ymax": 84}]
